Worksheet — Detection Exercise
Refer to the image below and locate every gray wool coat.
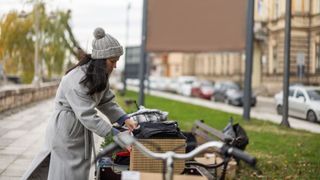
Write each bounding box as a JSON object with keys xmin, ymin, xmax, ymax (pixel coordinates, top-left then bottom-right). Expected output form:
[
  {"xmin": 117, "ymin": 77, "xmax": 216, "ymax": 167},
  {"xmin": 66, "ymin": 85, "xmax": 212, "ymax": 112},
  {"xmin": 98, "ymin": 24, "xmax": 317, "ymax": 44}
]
[{"xmin": 21, "ymin": 65, "xmax": 126, "ymax": 180}]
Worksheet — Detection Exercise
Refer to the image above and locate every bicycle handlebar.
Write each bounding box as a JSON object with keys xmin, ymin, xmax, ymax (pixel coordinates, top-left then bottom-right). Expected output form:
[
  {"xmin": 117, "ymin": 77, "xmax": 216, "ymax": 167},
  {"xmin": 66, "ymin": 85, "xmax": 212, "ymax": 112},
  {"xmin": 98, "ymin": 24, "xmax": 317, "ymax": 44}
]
[
  {"xmin": 95, "ymin": 143, "xmax": 122, "ymax": 162},
  {"xmin": 96, "ymin": 132, "xmax": 256, "ymax": 167},
  {"xmin": 221, "ymin": 145, "xmax": 256, "ymax": 166}
]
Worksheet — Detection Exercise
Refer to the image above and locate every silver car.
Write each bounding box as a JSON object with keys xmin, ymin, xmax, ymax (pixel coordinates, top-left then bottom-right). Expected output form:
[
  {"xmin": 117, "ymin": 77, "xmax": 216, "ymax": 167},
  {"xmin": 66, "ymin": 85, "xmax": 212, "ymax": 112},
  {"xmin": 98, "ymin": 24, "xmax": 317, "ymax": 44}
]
[{"xmin": 274, "ymin": 86, "xmax": 320, "ymax": 122}]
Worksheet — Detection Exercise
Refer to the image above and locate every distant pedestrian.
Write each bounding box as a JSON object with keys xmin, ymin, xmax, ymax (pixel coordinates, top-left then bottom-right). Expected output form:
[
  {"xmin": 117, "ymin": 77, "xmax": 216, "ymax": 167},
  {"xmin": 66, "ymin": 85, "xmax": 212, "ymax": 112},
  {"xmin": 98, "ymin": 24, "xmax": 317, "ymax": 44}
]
[{"xmin": 22, "ymin": 27, "xmax": 137, "ymax": 180}]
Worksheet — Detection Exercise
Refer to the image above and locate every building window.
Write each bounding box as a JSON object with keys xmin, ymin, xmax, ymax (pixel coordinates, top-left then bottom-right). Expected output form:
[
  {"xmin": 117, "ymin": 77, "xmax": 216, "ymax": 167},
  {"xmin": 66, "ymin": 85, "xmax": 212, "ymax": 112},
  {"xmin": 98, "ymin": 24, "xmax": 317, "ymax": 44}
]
[
  {"xmin": 258, "ymin": 0, "xmax": 264, "ymax": 16},
  {"xmin": 213, "ymin": 56, "xmax": 217, "ymax": 75},
  {"xmin": 289, "ymin": 89, "xmax": 294, "ymax": 97},
  {"xmin": 316, "ymin": 43, "xmax": 320, "ymax": 73},
  {"xmin": 295, "ymin": 0, "xmax": 303, "ymax": 13},
  {"xmin": 175, "ymin": 65, "xmax": 179, "ymax": 73},
  {"xmin": 273, "ymin": 45, "xmax": 278, "ymax": 74},
  {"xmin": 206, "ymin": 57, "xmax": 209, "ymax": 75},
  {"xmin": 274, "ymin": 0, "xmax": 280, "ymax": 18},
  {"xmin": 209, "ymin": 56, "xmax": 213, "ymax": 75},
  {"xmin": 295, "ymin": 90, "xmax": 305, "ymax": 99}
]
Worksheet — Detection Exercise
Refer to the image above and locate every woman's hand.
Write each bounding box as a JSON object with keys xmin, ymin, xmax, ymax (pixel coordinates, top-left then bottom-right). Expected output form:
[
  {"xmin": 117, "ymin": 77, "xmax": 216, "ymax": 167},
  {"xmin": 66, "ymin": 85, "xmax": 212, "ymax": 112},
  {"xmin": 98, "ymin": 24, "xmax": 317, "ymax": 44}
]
[{"xmin": 124, "ymin": 118, "xmax": 137, "ymax": 131}]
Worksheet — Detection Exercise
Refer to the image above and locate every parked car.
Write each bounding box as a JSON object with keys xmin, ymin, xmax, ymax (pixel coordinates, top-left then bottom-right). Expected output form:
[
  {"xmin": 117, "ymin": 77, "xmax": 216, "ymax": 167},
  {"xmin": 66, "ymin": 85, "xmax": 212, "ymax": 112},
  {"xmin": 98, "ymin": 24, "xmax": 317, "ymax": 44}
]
[
  {"xmin": 166, "ymin": 78, "xmax": 179, "ymax": 93},
  {"xmin": 212, "ymin": 81, "xmax": 256, "ymax": 106},
  {"xmin": 212, "ymin": 81, "xmax": 239, "ymax": 102},
  {"xmin": 126, "ymin": 78, "xmax": 139, "ymax": 86},
  {"xmin": 225, "ymin": 89, "xmax": 257, "ymax": 106},
  {"xmin": 147, "ymin": 76, "xmax": 162, "ymax": 90},
  {"xmin": 274, "ymin": 86, "xmax": 320, "ymax": 122},
  {"xmin": 146, "ymin": 76, "xmax": 172, "ymax": 92},
  {"xmin": 176, "ymin": 76, "xmax": 197, "ymax": 96},
  {"xmin": 191, "ymin": 80, "xmax": 215, "ymax": 100}
]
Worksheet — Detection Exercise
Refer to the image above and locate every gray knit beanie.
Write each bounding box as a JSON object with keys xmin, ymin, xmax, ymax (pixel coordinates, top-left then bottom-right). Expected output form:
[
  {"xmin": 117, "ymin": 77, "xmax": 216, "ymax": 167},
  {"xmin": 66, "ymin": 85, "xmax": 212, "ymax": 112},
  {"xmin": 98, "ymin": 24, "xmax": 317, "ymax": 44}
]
[{"xmin": 91, "ymin": 27, "xmax": 123, "ymax": 59}]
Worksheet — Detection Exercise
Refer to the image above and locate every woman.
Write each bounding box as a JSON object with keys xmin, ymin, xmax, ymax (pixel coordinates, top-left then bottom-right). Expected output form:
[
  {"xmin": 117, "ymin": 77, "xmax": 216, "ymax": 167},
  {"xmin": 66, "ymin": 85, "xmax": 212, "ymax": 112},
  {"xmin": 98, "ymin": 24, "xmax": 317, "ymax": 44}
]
[{"xmin": 22, "ymin": 27, "xmax": 137, "ymax": 180}]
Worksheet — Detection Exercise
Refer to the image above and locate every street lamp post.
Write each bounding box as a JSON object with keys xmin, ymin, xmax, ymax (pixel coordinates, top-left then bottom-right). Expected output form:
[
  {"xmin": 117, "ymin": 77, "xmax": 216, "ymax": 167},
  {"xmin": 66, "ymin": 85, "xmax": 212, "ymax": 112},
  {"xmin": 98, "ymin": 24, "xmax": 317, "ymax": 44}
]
[
  {"xmin": 280, "ymin": 0, "xmax": 292, "ymax": 128},
  {"xmin": 138, "ymin": 0, "xmax": 148, "ymax": 106},
  {"xmin": 243, "ymin": 0, "xmax": 255, "ymax": 120},
  {"xmin": 122, "ymin": 1, "xmax": 131, "ymax": 95}
]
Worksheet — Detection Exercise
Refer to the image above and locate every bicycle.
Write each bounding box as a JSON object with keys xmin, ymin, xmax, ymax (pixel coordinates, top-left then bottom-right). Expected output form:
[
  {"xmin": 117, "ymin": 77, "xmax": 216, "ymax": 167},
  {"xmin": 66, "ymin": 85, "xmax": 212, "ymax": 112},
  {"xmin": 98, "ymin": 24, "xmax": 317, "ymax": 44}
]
[{"xmin": 95, "ymin": 132, "xmax": 257, "ymax": 180}]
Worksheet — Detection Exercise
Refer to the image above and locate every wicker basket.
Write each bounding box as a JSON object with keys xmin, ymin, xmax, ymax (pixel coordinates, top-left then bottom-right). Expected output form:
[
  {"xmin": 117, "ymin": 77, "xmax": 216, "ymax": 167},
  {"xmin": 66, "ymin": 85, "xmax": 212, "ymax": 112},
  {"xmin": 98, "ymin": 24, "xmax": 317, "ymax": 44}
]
[{"xmin": 130, "ymin": 138, "xmax": 186, "ymax": 174}]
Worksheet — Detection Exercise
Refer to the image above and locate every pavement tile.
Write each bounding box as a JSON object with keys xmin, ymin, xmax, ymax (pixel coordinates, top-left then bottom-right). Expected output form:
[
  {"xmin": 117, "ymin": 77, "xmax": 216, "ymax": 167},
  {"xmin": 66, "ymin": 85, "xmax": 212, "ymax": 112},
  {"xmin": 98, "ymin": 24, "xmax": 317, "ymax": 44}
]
[
  {"xmin": 30, "ymin": 124, "xmax": 47, "ymax": 134},
  {"xmin": 9, "ymin": 158, "xmax": 31, "ymax": 167},
  {"xmin": 0, "ymin": 176, "xmax": 21, "ymax": 180},
  {"xmin": 0, "ymin": 128, "xmax": 9, "ymax": 137},
  {"xmin": 17, "ymin": 119, "xmax": 44, "ymax": 131},
  {"xmin": 0, "ymin": 118, "xmax": 14, "ymax": 128},
  {"xmin": 0, "ymin": 158, "xmax": 30, "ymax": 177},
  {"xmin": 1, "ymin": 131, "xmax": 27, "ymax": 139},
  {"xmin": 0, "ymin": 154, "xmax": 16, "ymax": 170},
  {"xmin": 0, "ymin": 139, "xmax": 14, "ymax": 149},
  {"xmin": 0, "ymin": 146, "xmax": 27, "ymax": 155},
  {"xmin": 1, "ymin": 121, "xmax": 26, "ymax": 130},
  {"xmin": 7, "ymin": 135, "xmax": 39, "ymax": 149},
  {"xmin": 21, "ymin": 140, "xmax": 43, "ymax": 159},
  {"xmin": 20, "ymin": 152, "xmax": 38, "ymax": 159},
  {"xmin": 1, "ymin": 168, "xmax": 25, "ymax": 177}
]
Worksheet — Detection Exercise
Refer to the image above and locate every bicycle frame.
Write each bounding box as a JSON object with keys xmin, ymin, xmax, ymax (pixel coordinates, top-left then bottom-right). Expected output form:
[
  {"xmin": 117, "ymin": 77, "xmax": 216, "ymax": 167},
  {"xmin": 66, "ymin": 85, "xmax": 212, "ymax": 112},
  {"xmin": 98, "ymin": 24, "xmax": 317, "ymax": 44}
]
[
  {"xmin": 96, "ymin": 131, "xmax": 256, "ymax": 180},
  {"xmin": 114, "ymin": 132, "xmax": 224, "ymax": 180}
]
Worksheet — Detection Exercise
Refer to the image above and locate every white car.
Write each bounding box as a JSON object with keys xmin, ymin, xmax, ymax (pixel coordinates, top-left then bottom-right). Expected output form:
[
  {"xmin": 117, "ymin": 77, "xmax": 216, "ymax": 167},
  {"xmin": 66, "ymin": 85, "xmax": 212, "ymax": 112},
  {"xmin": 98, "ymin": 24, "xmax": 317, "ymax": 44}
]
[
  {"xmin": 176, "ymin": 76, "xmax": 197, "ymax": 96},
  {"xmin": 274, "ymin": 86, "xmax": 320, "ymax": 122}
]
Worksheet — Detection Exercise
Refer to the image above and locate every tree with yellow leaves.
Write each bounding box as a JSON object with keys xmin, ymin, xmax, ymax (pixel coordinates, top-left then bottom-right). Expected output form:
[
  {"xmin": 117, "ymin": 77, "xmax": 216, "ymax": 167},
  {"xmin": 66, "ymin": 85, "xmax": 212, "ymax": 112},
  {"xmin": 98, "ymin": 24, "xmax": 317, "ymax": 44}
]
[{"xmin": 0, "ymin": 2, "xmax": 81, "ymax": 83}]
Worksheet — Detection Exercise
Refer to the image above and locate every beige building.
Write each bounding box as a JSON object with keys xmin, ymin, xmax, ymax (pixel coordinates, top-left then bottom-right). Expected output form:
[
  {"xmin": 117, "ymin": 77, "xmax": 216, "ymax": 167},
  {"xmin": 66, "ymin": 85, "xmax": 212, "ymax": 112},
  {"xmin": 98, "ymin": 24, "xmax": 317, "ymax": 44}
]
[
  {"xmin": 262, "ymin": 0, "xmax": 320, "ymax": 94},
  {"xmin": 150, "ymin": 0, "xmax": 320, "ymax": 95},
  {"xmin": 149, "ymin": 53, "xmax": 169, "ymax": 77}
]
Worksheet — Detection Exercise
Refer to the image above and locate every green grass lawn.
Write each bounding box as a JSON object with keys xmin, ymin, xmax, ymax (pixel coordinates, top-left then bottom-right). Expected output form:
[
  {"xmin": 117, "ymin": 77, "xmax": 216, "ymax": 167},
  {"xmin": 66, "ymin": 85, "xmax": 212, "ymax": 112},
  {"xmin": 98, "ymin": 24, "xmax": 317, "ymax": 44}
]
[{"xmin": 116, "ymin": 90, "xmax": 320, "ymax": 179}]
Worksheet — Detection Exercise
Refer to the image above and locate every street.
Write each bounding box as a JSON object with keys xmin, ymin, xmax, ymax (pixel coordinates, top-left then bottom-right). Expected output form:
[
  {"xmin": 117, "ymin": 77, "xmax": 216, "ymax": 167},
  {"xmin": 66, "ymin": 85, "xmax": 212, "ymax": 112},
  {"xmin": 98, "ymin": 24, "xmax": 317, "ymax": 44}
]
[{"xmin": 253, "ymin": 97, "xmax": 276, "ymax": 114}]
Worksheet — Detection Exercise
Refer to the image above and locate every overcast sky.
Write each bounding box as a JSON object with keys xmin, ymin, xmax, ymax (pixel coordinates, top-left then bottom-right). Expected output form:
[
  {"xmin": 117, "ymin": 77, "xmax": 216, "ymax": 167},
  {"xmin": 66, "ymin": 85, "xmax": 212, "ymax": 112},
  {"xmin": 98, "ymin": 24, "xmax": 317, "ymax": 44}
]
[{"xmin": 0, "ymin": 0, "xmax": 143, "ymax": 68}]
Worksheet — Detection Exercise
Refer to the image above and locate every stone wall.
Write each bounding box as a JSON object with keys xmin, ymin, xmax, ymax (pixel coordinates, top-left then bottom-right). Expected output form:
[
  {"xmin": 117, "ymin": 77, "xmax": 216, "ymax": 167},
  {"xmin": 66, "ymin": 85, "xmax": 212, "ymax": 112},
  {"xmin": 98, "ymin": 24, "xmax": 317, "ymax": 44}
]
[{"xmin": 0, "ymin": 82, "xmax": 59, "ymax": 112}]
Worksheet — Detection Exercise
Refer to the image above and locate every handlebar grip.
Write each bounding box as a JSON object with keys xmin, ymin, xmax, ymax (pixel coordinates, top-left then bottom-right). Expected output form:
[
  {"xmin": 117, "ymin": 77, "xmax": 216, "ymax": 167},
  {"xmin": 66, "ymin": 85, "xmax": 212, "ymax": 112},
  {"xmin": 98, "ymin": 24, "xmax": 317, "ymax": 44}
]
[
  {"xmin": 222, "ymin": 145, "xmax": 256, "ymax": 167},
  {"xmin": 95, "ymin": 143, "xmax": 122, "ymax": 162}
]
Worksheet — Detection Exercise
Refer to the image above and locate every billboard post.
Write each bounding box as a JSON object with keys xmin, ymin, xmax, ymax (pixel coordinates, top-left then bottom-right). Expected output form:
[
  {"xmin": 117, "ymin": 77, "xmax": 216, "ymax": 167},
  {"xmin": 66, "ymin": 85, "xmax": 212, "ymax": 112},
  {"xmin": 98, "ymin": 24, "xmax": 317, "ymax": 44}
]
[
  {"xmin": 138, "ymin": 0, "xmax": 148, "ymax": 106},
  {"xmin": 243, "ymin": 0, "xmax": 254, "ymax": 120}
]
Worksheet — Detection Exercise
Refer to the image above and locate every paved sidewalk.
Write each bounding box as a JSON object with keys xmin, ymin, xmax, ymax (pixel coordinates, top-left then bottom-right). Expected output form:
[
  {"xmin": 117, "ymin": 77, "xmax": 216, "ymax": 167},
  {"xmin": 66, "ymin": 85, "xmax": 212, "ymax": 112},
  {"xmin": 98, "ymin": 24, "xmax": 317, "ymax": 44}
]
[
  {"xmin": 129, "ymin": 87, "xmax": 320, "ymax": 134},
  {"xmin": 0, "ymin": 98, "xmax": 104, "ymax": 180}
]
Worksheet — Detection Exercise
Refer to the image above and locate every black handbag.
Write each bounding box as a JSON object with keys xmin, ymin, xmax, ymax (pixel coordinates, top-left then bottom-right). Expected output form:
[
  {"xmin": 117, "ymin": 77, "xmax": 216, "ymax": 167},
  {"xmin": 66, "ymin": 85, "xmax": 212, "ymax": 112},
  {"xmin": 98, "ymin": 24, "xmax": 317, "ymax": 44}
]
[
  {"xmin": 223, "ymin": 118, "xmax": 249, "ymax": 150},
  {"xmin": 132, "ymin": 121, "xmax": 186, "ymax": 139}
]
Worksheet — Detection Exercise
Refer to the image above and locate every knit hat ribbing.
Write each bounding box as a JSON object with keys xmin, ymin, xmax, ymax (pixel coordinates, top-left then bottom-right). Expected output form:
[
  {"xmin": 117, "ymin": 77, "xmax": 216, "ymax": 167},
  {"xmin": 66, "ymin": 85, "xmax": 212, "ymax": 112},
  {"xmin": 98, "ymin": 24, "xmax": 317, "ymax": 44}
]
[{"xmin": 91, "ymin": 27, "xmax": 123, "ymax": 59}]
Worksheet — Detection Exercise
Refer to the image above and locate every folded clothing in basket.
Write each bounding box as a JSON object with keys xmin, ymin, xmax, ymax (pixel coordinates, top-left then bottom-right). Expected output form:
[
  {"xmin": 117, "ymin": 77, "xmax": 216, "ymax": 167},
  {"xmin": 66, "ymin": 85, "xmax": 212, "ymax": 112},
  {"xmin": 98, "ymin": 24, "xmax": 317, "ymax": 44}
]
[
  {"xmin": 133, "ymin": 121, "xmax": 186, "ymax": 139},
  {"xmin": 128, "ymin": 107, "xmax": 168, "ymax": 124}
]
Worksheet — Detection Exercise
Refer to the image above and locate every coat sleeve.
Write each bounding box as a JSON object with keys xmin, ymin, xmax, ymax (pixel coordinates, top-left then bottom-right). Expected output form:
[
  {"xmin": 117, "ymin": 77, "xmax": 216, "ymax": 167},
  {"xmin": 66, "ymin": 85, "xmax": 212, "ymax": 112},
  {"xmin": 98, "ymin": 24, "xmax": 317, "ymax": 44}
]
[
  {"xmin": 64, "ymin": 86, "xmax": 112, "ymax": 137},
  {"xmin": 96, "ymin": 89, "xmax": 127, "ymax": 124}
]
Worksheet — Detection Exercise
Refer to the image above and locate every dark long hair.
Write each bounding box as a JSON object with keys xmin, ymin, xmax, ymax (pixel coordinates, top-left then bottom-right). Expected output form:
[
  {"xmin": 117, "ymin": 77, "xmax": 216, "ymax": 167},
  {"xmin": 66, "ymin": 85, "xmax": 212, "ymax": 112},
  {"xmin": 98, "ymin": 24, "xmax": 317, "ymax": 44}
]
[{"xmin": 66, "ymin": 54, "xmax": 108, "ymax": 95}]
